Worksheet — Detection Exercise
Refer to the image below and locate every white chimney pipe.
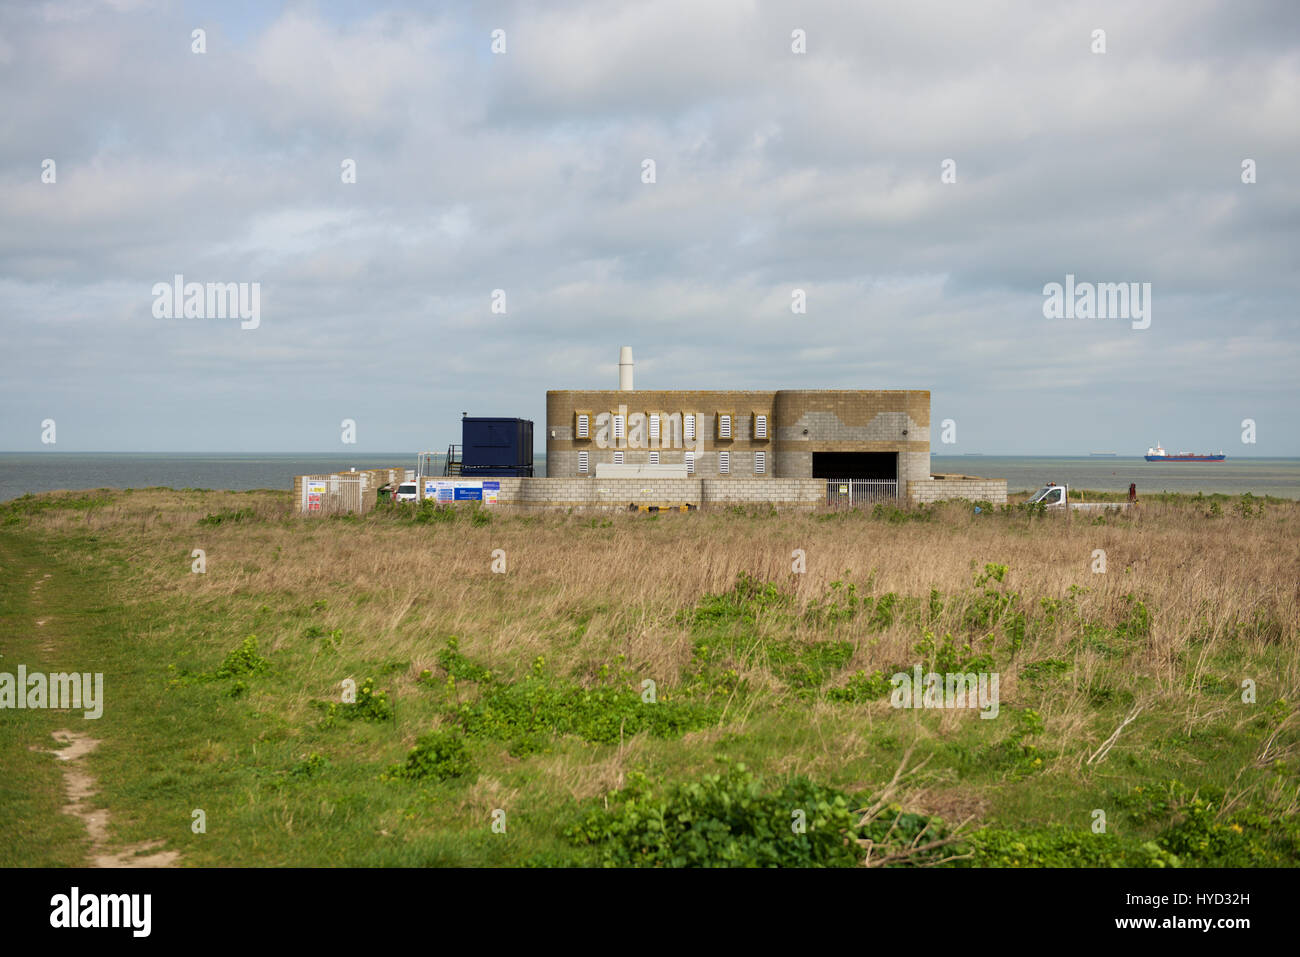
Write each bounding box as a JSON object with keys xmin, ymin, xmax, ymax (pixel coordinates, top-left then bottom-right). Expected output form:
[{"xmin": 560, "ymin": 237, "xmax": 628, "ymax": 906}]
[{"xmin": 618, "ymin": 346, "xmax": 634, "ymax": 391}]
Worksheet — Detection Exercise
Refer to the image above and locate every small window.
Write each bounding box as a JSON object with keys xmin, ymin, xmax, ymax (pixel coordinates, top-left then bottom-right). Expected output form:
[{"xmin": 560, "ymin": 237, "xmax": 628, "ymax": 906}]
[
  {"xmin": 614, "ymin": 451, "xmax": 624, "ymax": 464},
  {"xmin": 576, "ymin": 413, "xmax": 589, "ymax": 439},
  {"xmin": 719, "ymin": 451, "xmax": 730, "ymax": 474},
  {"xmin": 613, "ymin": 415, "xmax": 625, "ymax": 439},
  {"xmin": 578, "ymin": 451, "xmax": 589, "ymax": 473},
  {"xmin": 684, "ymin": 414, "xmax": 696, "ymax": 441},
  {"xmin": 718, "ymin": 414, "xmax": 732, "ymax": 439},
  {"xmin": 754, "ymin": 451, "xmax": 766, "ymax": 474},
  {"xmin": 649, "ymin": 451, "xmax": 660, "ymax": 465},
  {"xmin": 649, "ymin": 413, "xmax": 660, "ymax": 441},
  {"xmin": 754, "ymin": 414, "xmax": 767, "ymax": 439},
  {"xmin": 685, "ymin": 451, "xmax": 695, "ymax": 474}
]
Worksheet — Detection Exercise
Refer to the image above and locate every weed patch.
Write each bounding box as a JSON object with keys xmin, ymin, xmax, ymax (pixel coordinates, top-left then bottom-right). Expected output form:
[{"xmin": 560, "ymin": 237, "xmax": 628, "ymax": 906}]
[
  {"xmin": 387, "ymin": 730, "xmax": 475, "ymax": 782},
  {"xmin": 567, "ymin": 765, "xmax": 866, "ymax": 867}
]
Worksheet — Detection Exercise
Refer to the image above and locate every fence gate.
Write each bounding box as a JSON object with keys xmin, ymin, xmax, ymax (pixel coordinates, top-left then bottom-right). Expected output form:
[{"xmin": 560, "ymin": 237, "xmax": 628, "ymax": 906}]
[
  {"xmin": 302, "ymin": 473, "xmax": 364, "ymax": 514},
  {"xmin": 826, "ymin": 478, "xmax": 898, "ymax": 507}
]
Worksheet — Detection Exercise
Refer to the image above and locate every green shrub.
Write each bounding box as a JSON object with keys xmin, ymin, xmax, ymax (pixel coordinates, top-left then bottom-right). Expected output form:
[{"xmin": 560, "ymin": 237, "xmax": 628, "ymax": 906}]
[
  {"xmin": 435, "ymin": 640, "xmax": 719, "ymax": 744},
  {"xmin": 455, "ymin": 674, "xmax": 718, "ymax": 745},
  {"xmin": 871, "ymin": 502, "xmax": 932, "ymax": 524},
  {"xmin": 914, "ymin": 629, "xmax": 995, "ymax": 674},
  {"xmin": 966, "ymin": 827, "xmax": 1179, "ymax": 867},
  {"xmin": 803, "ymin": 578, "xmax": 861, "ymax": 627},
  {"xmin": 213, "ymin": 635, "xmax": 271, "ymax": 679},
  {"xmin": 869, "ymin": 592, "xmax": 898, "ymax": 630},
  {"xmin": 825, "ymin": 670, "xmax": 893, "ymax": 703},
  {"xmin": 978, "ymin": 707, "xmax": 1045, "ymax": 776},
  {"xmin": 436, "ymin": 636, "xmax": 495, "ymax": 683},
  {"xmin": 1114, "ymin": 780, "xmax": 1300, "ymax": 866},
  {"xmin": 568, "ymin": 765, "xmax": 867, "ymax": 867},
  {"xmin": 290, "ymin": 754, "xmax": 330, "ymax": 778},
  {"xmin": 390, "ymin": 729, "xmax": 475, "ymax": 782},
  {"xmin": 691, "ymin": 572, "xmax": 790, "ymax": 627},
  {"xmin": 412, "ymin": 499, "xmax": 457, "ymax": 524},
  {"xmin": 341, "ymin": 678, "xmax": 394, "ymax": 721},
  {"xmin": 169, "ymin": 634, "xmax": 272, "ymax": 688},
  {"xmin": 1115, "ymin": 594, "xmax": 1152, "ymax": 641}
]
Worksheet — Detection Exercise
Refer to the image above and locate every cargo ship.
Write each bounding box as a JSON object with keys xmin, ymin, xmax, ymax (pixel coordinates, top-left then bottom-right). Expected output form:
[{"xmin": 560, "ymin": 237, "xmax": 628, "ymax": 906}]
[{"xmin": 1144, "ymin": 443, "xmax": 1225, "ymax": 462}]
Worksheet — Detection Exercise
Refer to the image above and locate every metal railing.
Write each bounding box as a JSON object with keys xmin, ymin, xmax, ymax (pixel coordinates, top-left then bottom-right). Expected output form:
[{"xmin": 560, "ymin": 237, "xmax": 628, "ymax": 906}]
[
  {"xmin": 825, "ymin": 478, "xmax": 898, "ymax": 506},
  {"xmin": 444, "ymin": 445, "xmax": 462, "ymax": 476}
]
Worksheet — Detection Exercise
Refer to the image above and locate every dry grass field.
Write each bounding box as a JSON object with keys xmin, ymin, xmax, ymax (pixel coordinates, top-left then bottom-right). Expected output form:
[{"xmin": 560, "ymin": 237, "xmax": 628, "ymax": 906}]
[{"xmin": 2, "ymin": 487, "xmax": 1297, "ymax": 866}]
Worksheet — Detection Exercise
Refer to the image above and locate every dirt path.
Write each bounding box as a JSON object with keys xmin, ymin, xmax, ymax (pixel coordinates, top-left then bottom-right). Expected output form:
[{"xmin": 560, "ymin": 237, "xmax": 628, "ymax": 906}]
[
  {"xmin": 33, "ymin": 572, "xmax": 54, "ymax": 653},
  {"xmin": 27, "ymin": 565, "xmax": 181, "ymax": 867},
  {"xmin": 43, "ymin": 730, "xmax": 181, "ymax": 868}
]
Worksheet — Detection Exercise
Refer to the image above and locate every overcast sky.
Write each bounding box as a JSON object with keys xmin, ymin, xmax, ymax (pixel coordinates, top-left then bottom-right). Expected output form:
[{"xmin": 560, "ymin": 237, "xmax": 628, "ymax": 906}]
[{"xmin": 2, "ymin": 0, "xmax": 1297, "ymax": 455}]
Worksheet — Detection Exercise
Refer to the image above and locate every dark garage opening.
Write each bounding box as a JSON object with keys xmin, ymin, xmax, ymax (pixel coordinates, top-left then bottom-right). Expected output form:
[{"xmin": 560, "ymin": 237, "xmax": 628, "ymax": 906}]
[{"xmin": 812, "ymin": 452, "xmax": 897, "ymax": 480}]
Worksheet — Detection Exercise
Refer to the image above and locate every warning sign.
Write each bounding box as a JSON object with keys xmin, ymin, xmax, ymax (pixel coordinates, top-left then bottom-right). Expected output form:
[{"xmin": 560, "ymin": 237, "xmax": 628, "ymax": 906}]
[{"xmin": 306, "ymin": 480, "xmax": 326, "ymax": 512}]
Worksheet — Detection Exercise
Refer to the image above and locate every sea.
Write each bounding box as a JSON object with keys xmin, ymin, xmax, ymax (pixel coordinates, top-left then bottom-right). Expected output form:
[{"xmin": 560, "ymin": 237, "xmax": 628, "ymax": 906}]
[
  {"xmin": 1, "ymin": 452, "xmax": 1297, "ymax": 502},
  {"xmin": 931, "ymin": 455, "xmax": 1300, "ymax": 498}
]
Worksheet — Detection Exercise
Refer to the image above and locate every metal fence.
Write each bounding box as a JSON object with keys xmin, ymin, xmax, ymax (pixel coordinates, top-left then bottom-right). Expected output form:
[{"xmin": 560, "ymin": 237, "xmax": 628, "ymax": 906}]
[
  {"xmin": 301, "ymin": 473, "xmax": 365, "ymax": 515},
  {"xmin": 825, "ymin": 478, "xmax": 898, "ymax": 506}
]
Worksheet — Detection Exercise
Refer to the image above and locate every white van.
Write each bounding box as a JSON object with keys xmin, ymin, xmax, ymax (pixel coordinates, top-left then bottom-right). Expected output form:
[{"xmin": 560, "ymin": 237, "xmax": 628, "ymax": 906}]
[{"xmin": 394, "ymin": 482, "xmax": 420, "ymax": 503}]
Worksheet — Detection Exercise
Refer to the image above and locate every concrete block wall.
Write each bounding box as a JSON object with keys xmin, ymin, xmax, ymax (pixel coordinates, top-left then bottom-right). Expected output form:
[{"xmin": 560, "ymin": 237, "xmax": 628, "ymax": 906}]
[
  {"xmin": 490, "ymin": 477, "xmax": 826, "ymax": 509},
  {"xmin": 495, "ymin": 477, "xmax": 702, "ymax": 507},
  {"xmin": 701, "ymin": 478, "xmax": 825, "ymax": 507},
  {"xmin": 908, "ymin": 478, "xmax": 1008, "ymax": 505},
  {"xmin": 898, "ymin": 451, "xmax": 932, "ymax": 493}
]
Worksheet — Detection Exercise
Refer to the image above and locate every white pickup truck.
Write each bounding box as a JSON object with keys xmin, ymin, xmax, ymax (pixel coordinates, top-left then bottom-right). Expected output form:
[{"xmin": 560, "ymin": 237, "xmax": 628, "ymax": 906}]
[{"xmin": 1024, "ymin": 483, "xmax": 1130, "ymax": 512}]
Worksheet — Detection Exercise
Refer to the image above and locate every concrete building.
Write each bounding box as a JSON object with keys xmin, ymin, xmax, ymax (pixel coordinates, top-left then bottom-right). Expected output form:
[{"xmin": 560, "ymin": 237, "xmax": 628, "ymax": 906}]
[
  {"xmin": 545, "ymin": 348, "xmax": 931, "ymax": 494},
  {"xmin": 295, "ymin": 347, "xmax": 1008, "ymax": 513}
]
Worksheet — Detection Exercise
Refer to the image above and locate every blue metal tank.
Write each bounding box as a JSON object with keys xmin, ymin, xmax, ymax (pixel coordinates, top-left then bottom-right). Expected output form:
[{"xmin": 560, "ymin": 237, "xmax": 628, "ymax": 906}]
[{"xmin": 461, "ymin": 417, "xmax": 534, "ymax": 476}]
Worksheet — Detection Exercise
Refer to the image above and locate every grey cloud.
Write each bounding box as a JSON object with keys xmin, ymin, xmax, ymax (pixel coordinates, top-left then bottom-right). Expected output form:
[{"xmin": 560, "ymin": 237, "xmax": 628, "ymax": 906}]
[{"xmin": 0, "ymin": 0, "xmax": 1296, "ymax": 454}]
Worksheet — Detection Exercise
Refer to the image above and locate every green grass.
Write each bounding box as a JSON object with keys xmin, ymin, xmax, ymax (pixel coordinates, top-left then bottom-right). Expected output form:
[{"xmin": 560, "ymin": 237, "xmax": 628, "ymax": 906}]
[{"xmin": 1, "ymin": 488, "xmax": 1296, "ymax": 867}]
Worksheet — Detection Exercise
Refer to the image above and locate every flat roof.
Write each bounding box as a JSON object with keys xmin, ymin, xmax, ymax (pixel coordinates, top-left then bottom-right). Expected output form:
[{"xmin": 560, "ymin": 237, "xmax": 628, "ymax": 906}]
[{"xmin": 547, "ymin": 389, "xmax": 929, "ymax": 395}]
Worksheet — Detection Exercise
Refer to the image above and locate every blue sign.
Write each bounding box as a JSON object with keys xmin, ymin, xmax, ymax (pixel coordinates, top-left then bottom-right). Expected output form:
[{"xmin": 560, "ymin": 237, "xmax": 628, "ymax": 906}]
[{"xmin": 454, "ymin": 486, "xmax": 483, "ymax": 501}]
